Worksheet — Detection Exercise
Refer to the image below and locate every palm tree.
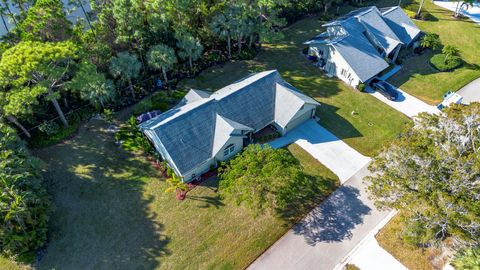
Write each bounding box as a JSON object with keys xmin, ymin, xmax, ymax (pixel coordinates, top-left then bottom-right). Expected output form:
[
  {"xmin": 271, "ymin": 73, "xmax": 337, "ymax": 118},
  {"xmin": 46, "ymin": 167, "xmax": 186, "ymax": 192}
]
[
  {"xmin": 416, "ymin": 0, "xmax": 425, "ymax": 18},
  {"xmin": 147, "ymin": 44, "xmax": 177, "ymax": 84},
  {"xmin": 109, "ymin": 52, "xmax": 141, "ymax": 100},
  {"xmin": 454, "ymin": 0, "xmax": 474, "ymax": 17},
  {"xmin": 176, "ymin": 31, "xmax": 203, "ymax": 72},
  {"xmin": 442, "ymin": 44, "xmax": 460, "ymax": 62},
  {"xmin": 211, "ymin": 13, "xmax": 234, "ymax": 58}
]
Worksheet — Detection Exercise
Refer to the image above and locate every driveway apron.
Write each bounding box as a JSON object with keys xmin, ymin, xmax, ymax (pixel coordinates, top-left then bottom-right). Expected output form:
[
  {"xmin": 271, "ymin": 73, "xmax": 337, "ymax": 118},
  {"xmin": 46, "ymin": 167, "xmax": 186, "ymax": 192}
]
[{"xmin": 269, "ymin": 120, "xmax": 371, "ymax": 183}]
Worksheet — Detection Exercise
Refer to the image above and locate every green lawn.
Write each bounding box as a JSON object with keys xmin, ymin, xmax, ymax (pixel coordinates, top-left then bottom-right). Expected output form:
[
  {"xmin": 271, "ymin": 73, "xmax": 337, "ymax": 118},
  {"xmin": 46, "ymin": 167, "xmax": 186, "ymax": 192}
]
[
  {"xmin": 1, "ymin": 4, "xmax": 413, "ymax": 269},
  {"xmin": 388, "ymin": 0, "xmax": 480, "ymax": 105},
  {"xmin": 181, "ymin": 15, "xmax": 409, "ymax": 156},
  {"xmin": 0, "ymin": 118, "xmax": 338, "ymax": 270},
  {"xmin": 376, "ymin": 214, "xmax": 439, "ymax": 270}
]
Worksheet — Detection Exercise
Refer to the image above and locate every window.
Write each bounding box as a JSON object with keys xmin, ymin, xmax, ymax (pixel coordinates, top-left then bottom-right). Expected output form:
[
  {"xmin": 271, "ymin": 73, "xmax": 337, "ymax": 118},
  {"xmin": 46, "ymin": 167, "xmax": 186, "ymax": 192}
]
[
  {"xmin": 224, "ymin": 144, "xmax": 235, "ymax": 157},
  {"xmin": 341, "ymin": 68, "xmax": 347, "ymax": 77}
]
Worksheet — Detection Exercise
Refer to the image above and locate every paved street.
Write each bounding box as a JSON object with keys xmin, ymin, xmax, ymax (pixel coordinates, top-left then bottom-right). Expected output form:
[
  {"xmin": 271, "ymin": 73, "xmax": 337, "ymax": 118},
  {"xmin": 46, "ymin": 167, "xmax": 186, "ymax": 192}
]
[
  {"xmin": 269, "ymin": 120, "xmax": 371, "ymax": 183},
  {"xmin": 457, "ymin": 77, "xmax": 480, "ymax": 104},
  {"xmin": 248, "ymin": 164, "xmax": 391, "ymax": 270}
]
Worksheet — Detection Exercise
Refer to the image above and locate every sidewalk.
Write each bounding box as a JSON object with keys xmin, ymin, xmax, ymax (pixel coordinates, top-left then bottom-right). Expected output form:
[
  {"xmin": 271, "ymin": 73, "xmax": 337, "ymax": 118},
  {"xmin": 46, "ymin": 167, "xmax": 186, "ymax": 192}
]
[{"xmin": 248, "ymin": 164, "xmax": 392, "ymax": 270}]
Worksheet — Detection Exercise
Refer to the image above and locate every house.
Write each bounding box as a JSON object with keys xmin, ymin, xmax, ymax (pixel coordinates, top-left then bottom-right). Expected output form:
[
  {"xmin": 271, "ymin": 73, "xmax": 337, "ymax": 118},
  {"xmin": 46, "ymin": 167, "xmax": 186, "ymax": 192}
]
[
  {"xmin": 304, "ymin": 6, "xmax": 421, "ymax": 88},
  {"xmin": 139, "ymin": 70, "xmax": 320, "ymax": 182}
]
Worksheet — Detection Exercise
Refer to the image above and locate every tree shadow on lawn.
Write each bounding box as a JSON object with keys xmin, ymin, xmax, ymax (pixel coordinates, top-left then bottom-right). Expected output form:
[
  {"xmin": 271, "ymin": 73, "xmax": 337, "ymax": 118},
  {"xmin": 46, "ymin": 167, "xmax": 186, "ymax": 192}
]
[
  {"xmin": 35, "ymin": 119, "xmax": 171, "ymax": 270},
  {"xmin": 388, "ymin": 50, "xmax": 440, "ymax": 86},
  {"xmin": 316, "ymin": 102, "xmax": 363, "ymax": 141},
  {"xmin": 291, "ymin": 185, "xmax": 371, "ymax": 246},
  {"xmin": 276, "ymin": 174, "xmax": 339, "ymax": 225}
]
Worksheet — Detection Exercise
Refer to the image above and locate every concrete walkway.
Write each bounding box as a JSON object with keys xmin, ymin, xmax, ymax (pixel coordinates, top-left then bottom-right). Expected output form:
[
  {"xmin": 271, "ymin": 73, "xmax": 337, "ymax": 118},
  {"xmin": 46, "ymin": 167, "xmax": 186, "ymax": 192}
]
[
  {"xmin": 248, "ymin": 164, "xmax": 391, "ymax": 270},
  {"xmin": 434, "ymin": 1, "xmax": 480, "ymax": 24},
  {"xmin": 269, "ymin": 120, "xmax": 371, "ymax": 183},
  {"xmin": 349, "ymin": 237, "xmax": 408, "ymax": 270},
  {"xmin": 457, "ymin": 77, "xmax": 480, "ymax": 104}
]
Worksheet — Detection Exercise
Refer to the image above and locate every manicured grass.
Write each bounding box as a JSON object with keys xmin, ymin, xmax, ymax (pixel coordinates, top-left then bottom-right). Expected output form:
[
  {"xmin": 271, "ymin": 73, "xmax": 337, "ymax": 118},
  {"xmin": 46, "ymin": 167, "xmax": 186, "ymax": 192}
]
[
  {"xmin": 376, "ymin": 214, "xmax": 436, "ymax": 270},
  {"xmin": 388, "ymin": 0, "xmax": 480, "ymax": 105},
  {"xmin": 0, "ymin": 119, "xmax": 340, "ymax": 270},
  {"xmin": 180, "ymin": 15, "xmax": 409, "ymax": 156}
]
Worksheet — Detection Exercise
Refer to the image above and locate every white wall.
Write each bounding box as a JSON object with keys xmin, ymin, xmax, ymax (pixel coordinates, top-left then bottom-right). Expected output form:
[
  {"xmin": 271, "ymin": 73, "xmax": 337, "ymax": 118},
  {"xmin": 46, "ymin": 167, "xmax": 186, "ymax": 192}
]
[
  {"xmin": 327, "ymin": 46, "xmax": 361, "ymax": 88},
  {"xmin": 310, "ymin": 44, "xmax": 361, "ymax": 88},
  {"xmin": 213, "ymin": 135, "xmax": 244, "ymax": 162}
]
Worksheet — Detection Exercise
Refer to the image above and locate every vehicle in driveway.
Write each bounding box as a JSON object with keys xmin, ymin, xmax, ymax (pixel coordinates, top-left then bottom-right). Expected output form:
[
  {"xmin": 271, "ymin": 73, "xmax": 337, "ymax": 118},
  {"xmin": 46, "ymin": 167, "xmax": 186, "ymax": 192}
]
[{"xmin": 370, "ymin": 78, "xmax": 399, "ymax": 101}]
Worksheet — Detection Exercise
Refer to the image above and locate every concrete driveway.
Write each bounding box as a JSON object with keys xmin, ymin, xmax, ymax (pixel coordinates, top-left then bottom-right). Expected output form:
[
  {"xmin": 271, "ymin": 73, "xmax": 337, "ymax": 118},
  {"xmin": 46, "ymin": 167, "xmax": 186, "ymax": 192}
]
[
  {"xmin": 457, "ymin": 77, "xmax": 480, "ymax": 104},
  {"xmin": 366, "ymin": 85, "xmax": 440, "ymax": 118},
  {"xmin": 269, "ymin": 120, "xmax": 371, "ymax": 183},
  {"xmin": 248, "ymin": 164, "xmax": 391, "ymax": 270}
]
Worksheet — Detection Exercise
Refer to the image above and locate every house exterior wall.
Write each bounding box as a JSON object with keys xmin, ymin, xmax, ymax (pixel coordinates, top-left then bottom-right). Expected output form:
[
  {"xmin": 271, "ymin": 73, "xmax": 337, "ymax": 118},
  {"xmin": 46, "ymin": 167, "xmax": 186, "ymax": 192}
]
[
  {"xmin": 284, "ymin": 104, "xmax": 316, "ymax": 134},
  {"xmin": 310, "ymin": 44, "xmax": 362, "ymax": 88},
  {"xmin": 327, "ymin": 47, "xmax": 362, "ymax": 88},
  {"xmin": 182, "ymin": 134, "xmax": 245, "ymax": 182},
  {"xmin": 182, "ymin": 158, "xmax": 215, "ymax": 182},
  {"xmin": 213, "ymin": 135, "xmax": 244, "ymax": 162}
]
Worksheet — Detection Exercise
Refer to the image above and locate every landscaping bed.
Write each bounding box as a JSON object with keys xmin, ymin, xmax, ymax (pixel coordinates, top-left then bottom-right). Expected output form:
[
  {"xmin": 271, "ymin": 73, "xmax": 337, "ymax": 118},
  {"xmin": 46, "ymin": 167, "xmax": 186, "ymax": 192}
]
[{"xmin": 429, "ymin": 53, "xmax": 462, "ymax": 72}]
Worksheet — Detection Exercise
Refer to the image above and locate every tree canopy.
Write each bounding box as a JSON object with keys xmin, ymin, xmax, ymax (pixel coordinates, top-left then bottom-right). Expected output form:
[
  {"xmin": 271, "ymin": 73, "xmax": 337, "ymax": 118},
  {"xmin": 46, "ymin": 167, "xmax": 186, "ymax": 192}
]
[
  {"xmin": 365, "ymin": 103, "xmax": 480, "ymax": 247},
  {"xmin": 0, "ymin": 41, "xmax": 79, "ymax": 126},
  {"xmin": 219, "ymin": 144, "xmax": 311, "ymax": 214}
]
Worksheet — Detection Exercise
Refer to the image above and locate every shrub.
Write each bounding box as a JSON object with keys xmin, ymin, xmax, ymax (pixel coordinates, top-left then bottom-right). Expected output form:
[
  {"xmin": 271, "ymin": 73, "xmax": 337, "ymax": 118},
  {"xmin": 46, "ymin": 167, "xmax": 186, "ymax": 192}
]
[
  {"xmin": 232, "ymin": 48, "xmax": 256, "ymax": 60},
  {"xmin": 357, "ymin": 83, "xmax": 366, "ymax": 92},
  {"xmin": 38, "ymin": 120, "xmax": 60, "ymax": 135},
  {"xmin": 170, "ymin": 90, "xmax": 186, "ymax": 100},
  {"xmin": 0, "ymin": 124, "xmax": 51, "ymax": 261},
  {"xmin": 430, "ymin": 54, "xmax": 462, "ymax": 71},
  {"xmin": 421, "ymin": 32, "xmax": 441, "ymax": 51},
  {"xmin": 115, "ymin": 116, "xmax": 154, "ymax": 154},
  {"xmin": 30, "ymin": 107, "xmax": 94, "ymax": 148},
  {"xmin": 133, "ymin": 92, "xmax": 170, "ymax": 115},
  {"xmin": 101, "ymin": 108, "xmax": 115, "ymax": 123},
  {"xmin": 452, "ymin": 247, "xmax": 480, "ymax": 270}
]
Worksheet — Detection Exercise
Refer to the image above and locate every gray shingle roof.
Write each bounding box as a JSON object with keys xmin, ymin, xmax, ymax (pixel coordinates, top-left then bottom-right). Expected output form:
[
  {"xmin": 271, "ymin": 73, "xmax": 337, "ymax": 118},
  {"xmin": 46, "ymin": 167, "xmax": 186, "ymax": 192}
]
[
  {"xmin": 381, "ymin": 6, "xmax": 421, "ymax": 45},
  {"xmin": 356, "ymin": 7, "xmax": 402, "ymax": 54},
  {"xmin": 139, "ymin": 70, "xmax": 319, "ymax": 176},
  {"xmin": 332, "ymin": 34, "xmax": 390, "ymax": 82},
  {"xmin": 307, "ymin": 6, "xmax": 420, "ymax": 82}
]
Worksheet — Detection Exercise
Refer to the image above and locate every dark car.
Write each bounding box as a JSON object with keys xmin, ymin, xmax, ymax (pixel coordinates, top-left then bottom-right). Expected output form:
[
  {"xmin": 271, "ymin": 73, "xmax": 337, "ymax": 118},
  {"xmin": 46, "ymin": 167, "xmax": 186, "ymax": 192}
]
[{"xmin": 369, "ymin": 78, "xmax": 399, "ymax": 101}]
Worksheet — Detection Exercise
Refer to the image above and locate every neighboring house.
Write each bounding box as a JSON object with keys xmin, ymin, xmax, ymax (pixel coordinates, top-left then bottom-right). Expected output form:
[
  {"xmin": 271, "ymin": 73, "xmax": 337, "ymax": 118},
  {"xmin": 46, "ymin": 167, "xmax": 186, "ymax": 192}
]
[
  {"xmin": 139, "ymin": 70, "xmax": 320, "ymax": 182},
  {"xmin": 304, "ymin": 6, "xmax": 421, "ymax": 88}
]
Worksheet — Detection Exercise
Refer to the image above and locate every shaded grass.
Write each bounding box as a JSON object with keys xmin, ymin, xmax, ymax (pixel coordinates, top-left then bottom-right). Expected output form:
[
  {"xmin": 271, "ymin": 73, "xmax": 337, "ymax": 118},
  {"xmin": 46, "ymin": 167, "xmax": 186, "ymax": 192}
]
[
  {"xmin": 388, "ymin": 0, "xmax": 480, "ymax": 105},
  {"xmin": 180, "ymin": 15, "xmax": 409, "ymax": 156},
  {"xmin": 0, "ymin": 119, "xmax": 339, "ymax": 270},
  {"xmin": 376, "ymin": 214, "xmax": 435, "ymax": 270}
]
